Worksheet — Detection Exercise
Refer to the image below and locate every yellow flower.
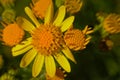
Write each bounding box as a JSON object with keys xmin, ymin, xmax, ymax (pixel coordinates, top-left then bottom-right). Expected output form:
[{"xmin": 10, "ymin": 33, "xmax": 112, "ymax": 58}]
[
  {"xmin": 31, "ymin": 0, "xmax": 52, "ymax": 19},
  {"xmin": 64, "ymin": 0, "xmax": 83, "ymax": 14},
  {"xmin": 0, "ymin": 73, "xmax": 15, "ymax": 80},
  {"xmin": 2, "ymin": 9, "xmax": 16, "ymax": 24},
  {"xmin": 46, "ymin": 68, "xmax": 66, "ymax": 80},
  {"xmin": 64, "ymin": 26, "xmax": 93, "ymax": 50},
  {"xmin": 0, "ymin": 0, "xmax": 15, "ymax": 8},
  {"xmin": 0, "ymin": 22, "xmax": 24, "ymax": 46},
  {"xmin": 12, "ymin": 3, "xmax": 76, "ymax": 78},
  {"xmin": 103, "ymin": 13, "xmax": 120, "ymax": 34}
]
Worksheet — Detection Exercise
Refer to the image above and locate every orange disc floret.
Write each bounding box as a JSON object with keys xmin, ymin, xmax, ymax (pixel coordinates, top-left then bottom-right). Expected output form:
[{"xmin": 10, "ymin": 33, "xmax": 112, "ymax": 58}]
[
  {"xmin": 64, "ymin": 25, "xmax": 93, "ymax": 50},
  {"xmin": 2, "ymin": 23, "xmax": 24, "ymax": 46},
  {"xmin": 64, "ymin": 29, "xmax": 86, "ymax": 50},
  {"xmin": 32, "ymin": 0, "xmax": 52, "ymax": 19},
  {"xmin": 32, "ymin": 24, "xmax": 64, "ymax": 56}
]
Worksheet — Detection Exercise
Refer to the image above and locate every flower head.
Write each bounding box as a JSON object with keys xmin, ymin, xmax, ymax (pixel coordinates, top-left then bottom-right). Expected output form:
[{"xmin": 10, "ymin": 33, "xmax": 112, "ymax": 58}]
[
  {"xmin": 0, "ymin": 68, "xmax": 17, "ymax": 80},
  {"xmin": 32, "ymin": 24, "xmax": 64, "ymax": 56},
  {"xmin": 64, "ymin": 0, "xmax": 83, "ymax": 14},
  {"xmin": 0, "ymin": 0, "xmax": 15, "ymax": 8},
  {"xmin": 12, "ymin": 3, "xmax": 76, "ymax": 78},
  {"xmin": 64, "ymin": 26, "xmax": 93, "ymax": 50},
  {"xmin": 0, "ymin": 22, "xmax": 24, "ymax": 46},
  {"xmin": 103, "ymin": 13, "xmax": 120, "ymax": 34},
  {"xmin": 31, "ymin": 0, "xmax": 52, "ymax": 19},
  {"xmin": 2, "ymin": 9, "xmax": 16, "ymax": 24},
  {"xmin": 0, "ymin": 73, "xmax": 15, "ymax": 80}
]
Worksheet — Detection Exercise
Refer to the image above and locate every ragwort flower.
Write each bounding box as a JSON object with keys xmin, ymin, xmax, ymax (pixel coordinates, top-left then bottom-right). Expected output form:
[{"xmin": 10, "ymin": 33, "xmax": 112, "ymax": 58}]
[
  {"xmin": 64, "ymin": 0, "xmax": 83, "ymax": 14},
  {"xmin": 0, "ymin": 0, "xmax": 15, "ymax": 8},
  {"xmin": 31, "ymin": 0, "xmax": 52, "ymax": 19},
  {"xmin": 2, "ymin": 9, "xmax": 16, "ymax": 24},
  {"xmin": 12, "ymin": 3, "xmax": 76, "ymax": 77},
  {"xmin": 64, "ymin": 25, "xmax": 93, "ymax": 50},
  {"xmin": 0, "ymin": 22, "xmax": 24, "ymax": 46},
  {"xmin": 0, "ymin": 73, "xmax": 15, "ymax": 80},
  {"xmin": 103, "ymin": 13, "xmax": 120, "ymax": 34}
]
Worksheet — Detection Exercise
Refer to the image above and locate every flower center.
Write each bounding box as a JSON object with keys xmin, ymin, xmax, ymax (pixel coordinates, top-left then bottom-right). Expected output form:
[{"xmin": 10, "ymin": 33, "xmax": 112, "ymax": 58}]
[
  {"xmin": 32, "ymin": 24, "xmax": 63, "ymax": 56},
  {"xmin": 64, "ymin": 29, "xmax": 86, "ymax": 50},
  {"xmin": 2, "ymin": 23, "xmax": 24, "ymax": 46}
]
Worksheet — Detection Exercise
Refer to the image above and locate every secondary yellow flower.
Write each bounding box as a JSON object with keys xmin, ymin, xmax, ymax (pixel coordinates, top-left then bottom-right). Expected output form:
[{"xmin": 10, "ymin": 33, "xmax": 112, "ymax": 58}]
[
  {"xmin": 0, "ymin": 0, "xmax": 15, "ymax": 8},
  {"xmin": 12, "ymin": 3, "xmax": 76, "ymax": 78},
  {"xmin": 2, "ymin": 9, "xmax": 16, "ymax": 24},
  {"xmin": 64, "ymin": 25, "xmax": 93, "ymax": 50},
  {"xmin": 0, "ymin": 73, "xmax": 15, "ymax": 80},
  {"xmin": 64, "ymin": 0, "xmax": 83, "ymax": 14},
  {"xmin": 0, "ymin": 22, "xmax": 24, "ymax": 46},
  {"xmin": 103, "ymin": 13, "xmax": 120, "ymax": 34},
  {"xmin": 31, "ymin": 0, "xmax": 52, "ymax": 19}
]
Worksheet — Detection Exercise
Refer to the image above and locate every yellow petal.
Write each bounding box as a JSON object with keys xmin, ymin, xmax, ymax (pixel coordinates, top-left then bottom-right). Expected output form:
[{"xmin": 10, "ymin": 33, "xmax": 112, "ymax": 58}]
[
  {"xmin": 32, "ymin": 53, "xmax": 44, "ymax": 77},
  {"xmin": 53, "ymin": 5, "xmax": 66, "ymax": 27},
  {"xmin": 20, "ymin": 48, "xmax": 37, "ymax": 68},
  {"xmin": 54, "ymin": 53, "xmax": 71, "ymax": 72},
  {"xmin": 85, "ymin": 37, "xmax": 91, "ymax": 41},
  {"xmin": 25, "ymin": 7, "xmax": 40, "ymax": 27},
  {"xmin": 82, "ymin": 25, "xmax": 88, "ymax": 34},
  {"xmin": 62, "ymin": 46, "xmax": 76, "ymax": 63},
  {"xmin": 44, "ymin": 2, "xmax": 54, "ymax": 24},
  {"xmin": 86, "ymin": 30, "xmax": 94, "ymax": 34},
  {"xmin": 45, "ymin": 55, "xmax": 56, "ymax": 77},
  {"xmin": 17, "ymin": 17, "xmax": 35, "ymax": 33},
  {"xmin": 12, "ymin": 38, "xmax": 33, "ymax": 56},
  {"xmin": 61, "ymin": 16, "xmax": 74, "ymax": 32}
]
